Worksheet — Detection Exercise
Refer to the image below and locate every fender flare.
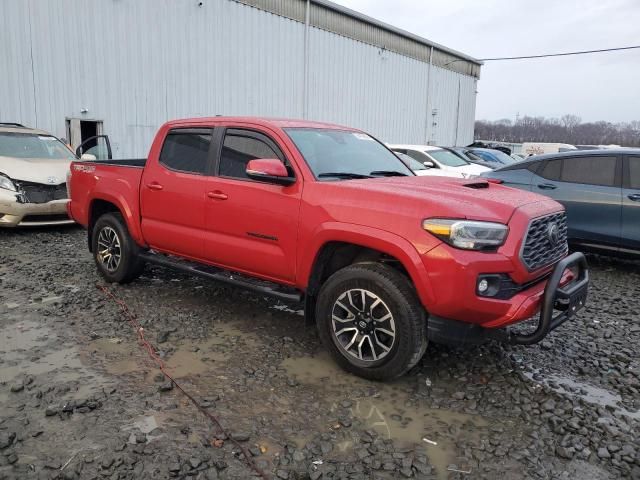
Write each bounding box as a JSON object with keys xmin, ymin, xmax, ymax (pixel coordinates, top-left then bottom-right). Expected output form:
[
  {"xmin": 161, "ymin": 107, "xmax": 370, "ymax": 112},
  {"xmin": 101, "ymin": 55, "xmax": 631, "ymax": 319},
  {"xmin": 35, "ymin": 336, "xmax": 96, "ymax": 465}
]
[
  {"xmin": 88, "ymin": 193, "xmax": 146, "ymax": 248},
  {"xmin": 299, "ymin": 222, "xmax": 436, "ymax": 308}
]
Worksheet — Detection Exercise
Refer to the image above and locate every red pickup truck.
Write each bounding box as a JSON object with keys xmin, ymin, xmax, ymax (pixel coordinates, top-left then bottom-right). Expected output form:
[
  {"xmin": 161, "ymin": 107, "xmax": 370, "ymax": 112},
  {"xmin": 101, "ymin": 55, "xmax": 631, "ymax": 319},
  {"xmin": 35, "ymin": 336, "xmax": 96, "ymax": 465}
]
[{"xmin": 68, "ymin": 117, "xmax": 589, "ymax": 380}]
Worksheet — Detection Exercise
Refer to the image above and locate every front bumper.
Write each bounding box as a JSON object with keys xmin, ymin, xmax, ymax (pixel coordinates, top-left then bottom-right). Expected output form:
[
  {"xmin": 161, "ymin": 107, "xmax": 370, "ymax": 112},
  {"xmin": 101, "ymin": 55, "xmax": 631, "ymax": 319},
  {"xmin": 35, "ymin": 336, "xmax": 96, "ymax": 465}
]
[
  {"xmin": 427, "ymin": 252, "xmax": 589, "ymax": 346},
  {"xmin": 0, "ymin": 195, "xmax": 73, "ymax": 227}
]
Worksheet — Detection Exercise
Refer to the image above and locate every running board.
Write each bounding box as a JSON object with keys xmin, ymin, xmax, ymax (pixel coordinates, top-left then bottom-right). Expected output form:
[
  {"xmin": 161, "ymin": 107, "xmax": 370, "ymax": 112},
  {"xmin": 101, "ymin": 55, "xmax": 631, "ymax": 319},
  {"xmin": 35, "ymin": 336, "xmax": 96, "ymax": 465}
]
[{"xmin": 139, "ymin": 252, "xmax": 303, "ymax": 302}]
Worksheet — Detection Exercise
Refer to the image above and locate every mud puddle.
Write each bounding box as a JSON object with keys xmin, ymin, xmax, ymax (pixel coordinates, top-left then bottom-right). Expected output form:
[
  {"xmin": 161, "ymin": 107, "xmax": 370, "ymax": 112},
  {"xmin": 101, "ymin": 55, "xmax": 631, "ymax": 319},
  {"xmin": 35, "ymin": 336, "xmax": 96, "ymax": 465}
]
[
  {"xmin": 283, "ymin": 352, "xmax": 487, "ymax": 479},
  {"xmin": 0, "ymin": 318, "xmax": 104, "ymax": 398},
  {"xmin": 87, "ymin": 320, "xmax": 258, "ymax": 379},
  {"xmin": 524, "ymin": 370, "xmax": 640, "ymax": 420}
]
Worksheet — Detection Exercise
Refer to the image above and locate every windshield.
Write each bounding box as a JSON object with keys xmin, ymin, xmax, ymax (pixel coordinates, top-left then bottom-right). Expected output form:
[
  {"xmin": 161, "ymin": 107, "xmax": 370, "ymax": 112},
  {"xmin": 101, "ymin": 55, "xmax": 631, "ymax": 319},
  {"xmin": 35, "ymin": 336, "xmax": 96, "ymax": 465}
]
[
  {"xmin": 285, "ymin": 128, "xmax": 413, "ymax": 179},
  {"xmin": 427, "ymin": 149, "xmax": 469, "ymax": 167},
  {"xmin": 0, "ymin": 133, "xmax": 75, "ymax": 160},
  {"xmin": 461, "ymin": 149, "xmax": 484, "ymax": 162},
  {"xmin": 472, "ymin": 149, "xmax": 516, "ymax": 165}
]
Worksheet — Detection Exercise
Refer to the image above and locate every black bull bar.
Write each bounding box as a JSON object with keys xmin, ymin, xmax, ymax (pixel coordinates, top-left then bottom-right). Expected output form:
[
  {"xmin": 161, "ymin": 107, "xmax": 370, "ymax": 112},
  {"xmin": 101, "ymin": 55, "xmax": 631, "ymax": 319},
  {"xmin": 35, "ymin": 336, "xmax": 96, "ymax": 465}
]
[{"xmin": 501, "ymin": 251, "xmax": 589, "ymax": 345}]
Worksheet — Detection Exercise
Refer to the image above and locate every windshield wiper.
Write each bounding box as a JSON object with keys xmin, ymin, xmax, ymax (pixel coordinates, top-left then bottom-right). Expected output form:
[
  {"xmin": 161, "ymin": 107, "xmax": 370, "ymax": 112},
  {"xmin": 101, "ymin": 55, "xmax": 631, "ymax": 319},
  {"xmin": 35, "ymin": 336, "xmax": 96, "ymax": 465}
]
[
  {"xmin": 318, "ymin": 172, "xmax": 373, "ymax": 179},
  {"xmin": 369, "ymin": 170, "xmax": 409, "ymax": 177}
]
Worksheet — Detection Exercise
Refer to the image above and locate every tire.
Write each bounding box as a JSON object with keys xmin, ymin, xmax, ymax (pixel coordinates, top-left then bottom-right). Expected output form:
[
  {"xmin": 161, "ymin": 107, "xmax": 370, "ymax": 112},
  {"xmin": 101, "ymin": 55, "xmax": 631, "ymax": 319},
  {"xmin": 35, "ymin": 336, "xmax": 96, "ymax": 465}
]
[
  {"xmin": 92, "ymin": 212, "xmax": 145, "ymax": 284},
  {"xmin": 316, "ymin": 263, "xmax": 427, "ymax": 381}
]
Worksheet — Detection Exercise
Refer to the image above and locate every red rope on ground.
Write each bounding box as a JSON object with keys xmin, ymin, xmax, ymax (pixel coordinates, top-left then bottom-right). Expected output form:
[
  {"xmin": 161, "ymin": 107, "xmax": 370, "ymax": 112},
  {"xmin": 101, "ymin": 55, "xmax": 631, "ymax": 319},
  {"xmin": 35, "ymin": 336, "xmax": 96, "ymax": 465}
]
[{"xmin": 96, "ymin": 284, "xmax": 270, "ymax": 480}]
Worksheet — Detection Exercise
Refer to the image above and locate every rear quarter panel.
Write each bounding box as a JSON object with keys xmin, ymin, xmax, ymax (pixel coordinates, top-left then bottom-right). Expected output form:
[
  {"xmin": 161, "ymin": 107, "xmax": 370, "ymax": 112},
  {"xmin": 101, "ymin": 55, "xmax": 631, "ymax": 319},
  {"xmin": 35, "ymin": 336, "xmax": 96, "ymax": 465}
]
[{"xmin": 68, "ymin": 162, "xmax": 145, "ymax": 245}]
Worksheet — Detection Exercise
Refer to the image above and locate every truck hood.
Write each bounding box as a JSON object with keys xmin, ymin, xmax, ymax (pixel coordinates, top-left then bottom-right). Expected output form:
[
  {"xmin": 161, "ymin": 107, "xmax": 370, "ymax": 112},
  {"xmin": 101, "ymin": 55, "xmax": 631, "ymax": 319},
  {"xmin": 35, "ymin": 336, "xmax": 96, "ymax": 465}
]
[
  {"xmin": 333, "ymin": 176, "xmax": 554, "ymax": 224},
  {"xmin": 0, "ymin": 156, "xmax": 71, "ymax": 185}
]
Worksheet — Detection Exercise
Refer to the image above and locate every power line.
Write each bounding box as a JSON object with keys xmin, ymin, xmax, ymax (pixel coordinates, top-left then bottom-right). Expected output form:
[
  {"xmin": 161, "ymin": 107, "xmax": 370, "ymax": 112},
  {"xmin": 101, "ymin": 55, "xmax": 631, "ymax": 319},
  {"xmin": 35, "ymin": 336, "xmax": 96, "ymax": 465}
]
[{"xmin": 479, "ymin": 45, "xmax": 640, "ymax": 61}]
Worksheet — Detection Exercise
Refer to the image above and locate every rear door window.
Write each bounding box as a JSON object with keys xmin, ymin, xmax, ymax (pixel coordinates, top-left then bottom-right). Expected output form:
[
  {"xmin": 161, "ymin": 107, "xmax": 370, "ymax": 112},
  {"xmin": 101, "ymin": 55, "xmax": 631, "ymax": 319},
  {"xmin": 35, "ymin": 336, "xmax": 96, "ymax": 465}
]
[
  {"xmin": 407, "ymin": 150, "xmax": 440, "ymax": 168},
  {"xmin": 405, "ymin": 150, "xmax": 432, "ymax": 164},
  {"xmin": 159, "ymin": 129, "xmax": 212, "ymax": 174},
  {"xmin": 628, "ymin": 157, "xmax": 640, "ymax": 189},
  {"xmin": 539, "ymin": 159, "xmax": 562, "ymax": 180},
  {"xmin": 560, "ymin": 156, "xmax": 617, "ymax": 187},
  {"xmin": 527, "ymin": 161, "xmax": 541, "ymax": 173}
]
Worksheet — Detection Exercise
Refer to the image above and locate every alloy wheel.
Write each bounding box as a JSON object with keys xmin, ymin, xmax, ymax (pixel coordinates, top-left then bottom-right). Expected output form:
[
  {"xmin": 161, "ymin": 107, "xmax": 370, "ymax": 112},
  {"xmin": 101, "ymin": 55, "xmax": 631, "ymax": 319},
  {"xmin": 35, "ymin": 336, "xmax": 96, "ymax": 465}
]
[
  {"xmin": 97, "ymin": 226, "xmax": 122, "ymax": 272},
  {"xmin": 331, "ymin": 288, "xmax": 396, "ymax": 362}
]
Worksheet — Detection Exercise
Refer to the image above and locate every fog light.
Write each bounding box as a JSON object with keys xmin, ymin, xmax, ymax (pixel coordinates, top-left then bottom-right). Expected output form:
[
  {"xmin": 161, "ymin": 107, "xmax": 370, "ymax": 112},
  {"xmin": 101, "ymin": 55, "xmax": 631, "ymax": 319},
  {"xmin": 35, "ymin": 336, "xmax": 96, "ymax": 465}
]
[{"xmin": 476, "ymin": 274, "xmax": 504, "ymax": 297}]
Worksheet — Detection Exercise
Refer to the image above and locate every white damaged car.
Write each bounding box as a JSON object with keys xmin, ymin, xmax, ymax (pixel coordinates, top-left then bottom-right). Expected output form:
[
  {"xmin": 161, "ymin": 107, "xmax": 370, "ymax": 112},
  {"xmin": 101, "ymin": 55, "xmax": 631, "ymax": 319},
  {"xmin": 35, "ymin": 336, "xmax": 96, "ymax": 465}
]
[
  {"xmin": 388, "ymin": 144, "xmax": 491, "ymax": 178},
  {"xmin": 0, "ymin": 123, "xmax": 76, "ymax": 227}
]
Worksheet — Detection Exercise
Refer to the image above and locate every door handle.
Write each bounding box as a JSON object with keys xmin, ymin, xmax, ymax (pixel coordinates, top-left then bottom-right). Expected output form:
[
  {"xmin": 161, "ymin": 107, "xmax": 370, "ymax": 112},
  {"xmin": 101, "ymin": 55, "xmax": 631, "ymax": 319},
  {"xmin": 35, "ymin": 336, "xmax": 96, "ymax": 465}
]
[
  {"xmin": 537, "ymin": 183, "xmax": 557, "ymax": 190},
  {"xmin": 207, "ymin": 190, "xmax": 228, "ymax": 200},
  {"xmin": 146, "ymin": 182, "xmax": 163, "ymax": 191},
  {"xmin": 628, "ymin": 193, "xmax": 640, "ymax": 202}
]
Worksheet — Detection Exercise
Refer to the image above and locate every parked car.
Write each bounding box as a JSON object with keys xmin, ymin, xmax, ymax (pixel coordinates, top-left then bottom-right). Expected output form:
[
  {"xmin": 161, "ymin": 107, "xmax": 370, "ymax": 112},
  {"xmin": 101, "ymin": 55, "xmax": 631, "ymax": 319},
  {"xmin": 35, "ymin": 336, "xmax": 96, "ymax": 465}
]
[
  {"xmin": 388, "ymin": 144, "xmax": 490, "ymax": 178},
  {"xmin": 511, "ymin": 153, "xmax": 528, "ymax": 161},
  {"xmin": 467, "ymin": 141, "xmax": 512, "ymax": 155},
  {"xmin": 481, "ymin": 149, "xmax": 640, "ymax": 256},
  {"xmin": 468, "ymin": 148, "xmax": 518, "ymax": 168},
  {"xmin": 0, "ymin": 123, "xmax": 77, "ymax": 227},
  {"xmin": 441, "ymin": 147, "xmax": 496, "ymax": 170},
  {"xmin": 394, "ymin": 151, "xmax": 464, "ymax": 178},
  {"xmin": 68, "ymin": 117, "xmax": 589, "ymax": 380}
]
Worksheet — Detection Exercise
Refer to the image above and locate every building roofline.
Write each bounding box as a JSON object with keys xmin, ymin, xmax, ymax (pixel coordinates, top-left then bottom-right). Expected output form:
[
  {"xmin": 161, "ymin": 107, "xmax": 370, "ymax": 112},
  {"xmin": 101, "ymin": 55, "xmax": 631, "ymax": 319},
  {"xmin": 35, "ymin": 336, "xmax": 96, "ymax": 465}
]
[
  {"xmin": 233, "ymin": 0, "xmax": 482, "ymax": 77},
  {"xmin": 315, "ymin": 0, "xmax": 483, "ymax": 66}
]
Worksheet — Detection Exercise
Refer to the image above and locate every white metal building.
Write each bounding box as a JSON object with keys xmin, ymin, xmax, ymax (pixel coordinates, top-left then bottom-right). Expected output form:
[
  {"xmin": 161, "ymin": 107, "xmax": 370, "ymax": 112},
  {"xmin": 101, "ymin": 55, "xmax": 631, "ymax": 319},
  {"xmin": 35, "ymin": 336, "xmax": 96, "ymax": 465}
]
[{"xmin": 0, "ymin": 0, "xmax": 482, "ymax": 157}]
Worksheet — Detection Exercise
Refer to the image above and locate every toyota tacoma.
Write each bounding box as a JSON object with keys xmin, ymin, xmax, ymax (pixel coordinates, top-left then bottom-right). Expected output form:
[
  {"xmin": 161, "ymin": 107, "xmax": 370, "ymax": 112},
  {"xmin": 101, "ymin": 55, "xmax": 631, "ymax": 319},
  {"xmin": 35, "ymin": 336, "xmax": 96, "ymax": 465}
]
[{"xmin": 67, "ymin": 117, "xmax": 589, "ymax": 380}]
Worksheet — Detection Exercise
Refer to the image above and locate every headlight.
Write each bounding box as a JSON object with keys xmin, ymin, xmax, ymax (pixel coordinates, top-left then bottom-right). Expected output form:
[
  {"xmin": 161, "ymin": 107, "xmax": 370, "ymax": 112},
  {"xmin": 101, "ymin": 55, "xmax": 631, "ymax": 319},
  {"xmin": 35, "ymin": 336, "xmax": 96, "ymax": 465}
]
[
  {"xmin": 423, "ymin": 218, "xmax": 508, "ymax": 250},
  {"xmin": 0, "ymin": 174, "xmax": 16, "ymax": 191}
]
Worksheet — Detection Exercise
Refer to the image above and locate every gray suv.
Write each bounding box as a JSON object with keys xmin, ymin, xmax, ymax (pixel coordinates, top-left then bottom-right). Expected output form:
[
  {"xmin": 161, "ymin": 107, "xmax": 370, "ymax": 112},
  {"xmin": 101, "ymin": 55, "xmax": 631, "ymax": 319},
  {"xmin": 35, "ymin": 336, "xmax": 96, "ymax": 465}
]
[{"xmin": 481, "ymin": 149, "xmax": 640, "ymax": 256}]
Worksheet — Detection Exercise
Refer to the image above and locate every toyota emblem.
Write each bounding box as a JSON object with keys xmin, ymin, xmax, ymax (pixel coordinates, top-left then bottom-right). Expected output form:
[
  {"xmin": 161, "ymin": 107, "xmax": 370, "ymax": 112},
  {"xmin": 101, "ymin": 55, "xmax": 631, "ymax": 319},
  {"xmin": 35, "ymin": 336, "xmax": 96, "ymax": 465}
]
[
  {"xmin": 46, "ymin": 176, "xmax": 58, "ymax": 184},
  {"xmin": 547, "ymin": 223, "xmax": 560, "ymax": 246}
]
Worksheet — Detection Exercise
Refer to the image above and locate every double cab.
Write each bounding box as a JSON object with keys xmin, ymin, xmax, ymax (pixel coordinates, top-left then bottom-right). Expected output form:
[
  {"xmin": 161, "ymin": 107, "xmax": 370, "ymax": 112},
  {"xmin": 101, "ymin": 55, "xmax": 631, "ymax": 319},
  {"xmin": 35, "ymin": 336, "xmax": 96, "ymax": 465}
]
[{"xmin": 68, "ymin": 117, "xmax": 589, "ymax": 380}]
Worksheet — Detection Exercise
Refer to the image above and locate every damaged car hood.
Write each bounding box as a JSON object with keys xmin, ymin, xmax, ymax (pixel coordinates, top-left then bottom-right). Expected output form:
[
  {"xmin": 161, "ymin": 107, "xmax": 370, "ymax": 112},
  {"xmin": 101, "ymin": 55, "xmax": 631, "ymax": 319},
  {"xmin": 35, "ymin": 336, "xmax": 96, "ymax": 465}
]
[{"xmin": 0, "ymin": 156, "xmax": 71, "ymax": 185}]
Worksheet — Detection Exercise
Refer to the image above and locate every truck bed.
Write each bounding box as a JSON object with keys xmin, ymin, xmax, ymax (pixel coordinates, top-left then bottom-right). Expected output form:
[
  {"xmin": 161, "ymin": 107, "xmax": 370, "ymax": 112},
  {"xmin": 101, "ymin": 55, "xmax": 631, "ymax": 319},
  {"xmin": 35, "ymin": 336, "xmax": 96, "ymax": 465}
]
[
  {"xmin": 67, "ymin": 159, "xmax": 145, "ymax": 231},
  {"xmin": 89, "ymin": 158, "xmax": 147, "ymax": 168}
]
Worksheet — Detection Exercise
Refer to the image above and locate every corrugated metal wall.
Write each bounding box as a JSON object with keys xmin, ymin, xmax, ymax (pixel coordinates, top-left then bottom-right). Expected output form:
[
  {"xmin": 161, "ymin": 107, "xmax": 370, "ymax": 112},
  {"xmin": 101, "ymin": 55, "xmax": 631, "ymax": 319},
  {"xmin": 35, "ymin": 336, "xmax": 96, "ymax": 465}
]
[
  {"xmin": 307, "ymin": 28, "xmax": 431, "ymax": 143},
  {"xmin": 428, "ymin": 66, "xmax": 478, "ymax": 147},
  {"xmin": 0, "ymin": 0, "xmax": 477, "ymax": 157}
]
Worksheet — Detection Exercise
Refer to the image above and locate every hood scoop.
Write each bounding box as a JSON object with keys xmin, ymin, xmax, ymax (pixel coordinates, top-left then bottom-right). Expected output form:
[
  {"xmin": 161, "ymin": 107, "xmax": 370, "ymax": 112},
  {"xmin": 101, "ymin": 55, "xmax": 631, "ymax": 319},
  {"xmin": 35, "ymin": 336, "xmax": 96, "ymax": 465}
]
[{"xmin": 462, "ymin": 180, "xmax": 490, "ymax": 189}]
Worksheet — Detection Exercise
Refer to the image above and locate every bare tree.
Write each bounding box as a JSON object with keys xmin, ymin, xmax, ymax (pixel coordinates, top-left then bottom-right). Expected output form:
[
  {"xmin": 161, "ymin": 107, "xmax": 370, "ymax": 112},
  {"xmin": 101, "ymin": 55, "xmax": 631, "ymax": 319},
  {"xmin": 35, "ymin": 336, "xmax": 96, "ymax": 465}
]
[
  {"xmin": 474, "ymin": 115, "xmax": 640, "ymax": 147},
  {"xmin": 560, "ymin": 114, "xmax": 581, "ymax": 130}
]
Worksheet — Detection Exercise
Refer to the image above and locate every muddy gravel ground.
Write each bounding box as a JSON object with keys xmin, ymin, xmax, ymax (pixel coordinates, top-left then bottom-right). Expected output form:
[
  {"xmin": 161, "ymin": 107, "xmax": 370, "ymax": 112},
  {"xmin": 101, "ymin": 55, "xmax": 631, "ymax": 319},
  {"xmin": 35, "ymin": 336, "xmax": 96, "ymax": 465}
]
[{"xmin": 1, "ymin": 226, "xmax": 639, "ymax": 480}]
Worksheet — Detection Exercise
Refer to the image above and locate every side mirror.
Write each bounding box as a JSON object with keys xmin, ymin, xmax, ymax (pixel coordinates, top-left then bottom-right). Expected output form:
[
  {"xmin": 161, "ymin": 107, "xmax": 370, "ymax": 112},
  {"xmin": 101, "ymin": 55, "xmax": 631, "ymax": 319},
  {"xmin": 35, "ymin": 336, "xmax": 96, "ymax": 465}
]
[
  {"xmin": 423, "ymin": 161, "xmax": 435, "ymax": 168},
  {"xmin": 80, "ymin": 153, "xmax": 97, "ymax": 161},
  {"xmin": 246, "ymin": 158, "xmax": 295, "ymax": 186}
]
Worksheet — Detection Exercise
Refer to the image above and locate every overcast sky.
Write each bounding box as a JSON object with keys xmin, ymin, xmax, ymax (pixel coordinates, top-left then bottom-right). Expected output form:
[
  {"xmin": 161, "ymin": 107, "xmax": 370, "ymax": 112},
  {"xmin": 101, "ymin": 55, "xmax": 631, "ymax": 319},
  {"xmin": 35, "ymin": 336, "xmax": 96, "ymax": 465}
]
[{"xmin": 334, "ymin": 0, "xmax": 640, "ymax": 123}]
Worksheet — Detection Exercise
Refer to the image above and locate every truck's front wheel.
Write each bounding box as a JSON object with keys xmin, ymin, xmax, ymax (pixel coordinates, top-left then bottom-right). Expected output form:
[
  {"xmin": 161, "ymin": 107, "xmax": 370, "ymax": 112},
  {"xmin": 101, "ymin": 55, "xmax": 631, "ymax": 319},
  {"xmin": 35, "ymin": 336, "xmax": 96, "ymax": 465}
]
[
  {"xmin": 316, "ymin": 263, "xmax": 427, "ymax": 380},
  {"xmin": 92, "ymin": 213, "xmax": 145, "ymax": 284}
]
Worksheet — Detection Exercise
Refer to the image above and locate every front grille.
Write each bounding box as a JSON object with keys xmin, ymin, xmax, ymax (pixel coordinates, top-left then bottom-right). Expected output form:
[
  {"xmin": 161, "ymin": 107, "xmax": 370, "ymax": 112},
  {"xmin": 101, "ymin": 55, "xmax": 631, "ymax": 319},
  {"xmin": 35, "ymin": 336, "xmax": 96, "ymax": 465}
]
[
  {"xmin": 17, "ymin": 182, "xmax": 68, "ymax": 204},
  {"xmin": 521, "ymin": 212, "xmax": 568, "ymax": 271}
]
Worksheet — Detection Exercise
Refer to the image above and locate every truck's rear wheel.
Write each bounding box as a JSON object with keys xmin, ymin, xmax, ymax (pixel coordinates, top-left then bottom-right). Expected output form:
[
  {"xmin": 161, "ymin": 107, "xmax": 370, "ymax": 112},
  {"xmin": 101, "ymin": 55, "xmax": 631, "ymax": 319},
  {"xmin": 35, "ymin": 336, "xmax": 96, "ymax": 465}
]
[
  {"xmin": 316, "ymin": 263, "xmax": 427, "ymax": 380},
  {"xmin": 92, "ymin": 213, "xmax": 144, "ymax": 284}
]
